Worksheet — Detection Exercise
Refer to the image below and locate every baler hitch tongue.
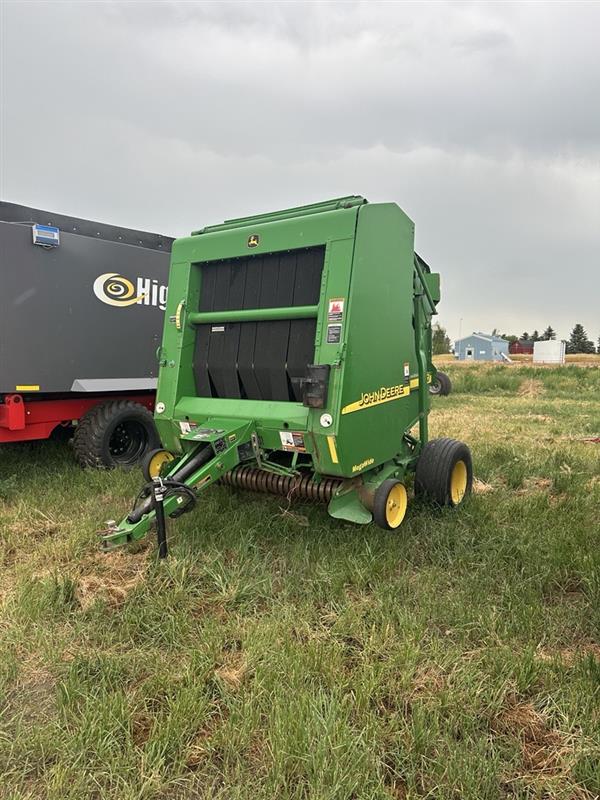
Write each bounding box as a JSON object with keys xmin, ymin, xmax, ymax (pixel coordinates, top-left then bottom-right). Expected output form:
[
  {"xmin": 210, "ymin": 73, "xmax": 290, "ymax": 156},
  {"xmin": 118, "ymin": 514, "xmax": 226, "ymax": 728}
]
[{"xmin": 100, "ymin": 420, "xmax": 255, "ymax": 552}]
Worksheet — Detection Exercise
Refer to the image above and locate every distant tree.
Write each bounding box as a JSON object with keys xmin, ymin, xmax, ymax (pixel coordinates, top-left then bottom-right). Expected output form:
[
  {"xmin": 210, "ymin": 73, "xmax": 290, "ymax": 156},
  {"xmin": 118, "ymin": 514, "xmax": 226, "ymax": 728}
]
[
  {"xmin": 531, "ymin": 330, "xmax": 540, "ymax": 341},
  {"xmin": 542, "ymin": 326, "xmax": 556, "ymax": 340},
  {"xmin": 521, "ymin": 332, "xmax": 530, "ymax": 341},
  {"xmin": 501, "ymin": 334, "xmax": 518, "ymax": 343},
  {"xmin": 432, "ymin": 323, "xmax": 451, "ymax": 355},
  {"xmin": 566, "ymin": 323, "xmax": 595, "ymax": 354}
]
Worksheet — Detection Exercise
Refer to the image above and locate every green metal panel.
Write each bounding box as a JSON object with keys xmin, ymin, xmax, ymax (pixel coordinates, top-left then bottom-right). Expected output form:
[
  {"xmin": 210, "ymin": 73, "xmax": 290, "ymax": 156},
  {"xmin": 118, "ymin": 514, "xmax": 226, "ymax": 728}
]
[
  {"xmin": 313, "ymin": 203, "xmax": 423, "ymax": 476},
  {"xmin": 153, "ymin": 199, "xmax": 436, "ymax": 469}
]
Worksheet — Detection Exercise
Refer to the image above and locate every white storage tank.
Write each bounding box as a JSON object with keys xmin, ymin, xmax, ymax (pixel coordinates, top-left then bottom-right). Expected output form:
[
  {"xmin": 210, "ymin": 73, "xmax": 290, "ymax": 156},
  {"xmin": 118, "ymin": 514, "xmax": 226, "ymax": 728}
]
[{"xmin": 533, "ymin": 340, "xmax": 566, "ymax": 364}]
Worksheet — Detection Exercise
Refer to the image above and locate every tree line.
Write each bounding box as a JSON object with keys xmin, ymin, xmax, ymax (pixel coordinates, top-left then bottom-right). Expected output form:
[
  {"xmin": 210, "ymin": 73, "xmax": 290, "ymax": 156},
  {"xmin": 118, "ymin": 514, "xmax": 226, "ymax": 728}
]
[{"xmin": 432, "ymin": 323, "xmax": 599, "ymax": 355}]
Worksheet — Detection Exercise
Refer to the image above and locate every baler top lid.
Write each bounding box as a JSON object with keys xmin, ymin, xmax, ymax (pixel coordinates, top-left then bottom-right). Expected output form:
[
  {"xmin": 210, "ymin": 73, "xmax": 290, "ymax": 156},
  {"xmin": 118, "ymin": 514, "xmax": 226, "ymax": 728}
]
[{"xmin": 192, "ymin": 196, "xmax": 367, "ymax": 236}]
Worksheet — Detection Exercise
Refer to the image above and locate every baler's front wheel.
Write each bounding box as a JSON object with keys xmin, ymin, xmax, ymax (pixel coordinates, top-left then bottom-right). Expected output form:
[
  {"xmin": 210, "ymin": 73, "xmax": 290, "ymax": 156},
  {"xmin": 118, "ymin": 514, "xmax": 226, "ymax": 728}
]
[
  {"xmin": 415, "ymin": 437, "xmax": 472, "ymax": 507},
  {"xmin": 142, "ymin": 448, "xmax": 175, "ymax": 481},
  {"xmin": 373, "ymin": 479, "xmax": 408, "ymax": 530}
]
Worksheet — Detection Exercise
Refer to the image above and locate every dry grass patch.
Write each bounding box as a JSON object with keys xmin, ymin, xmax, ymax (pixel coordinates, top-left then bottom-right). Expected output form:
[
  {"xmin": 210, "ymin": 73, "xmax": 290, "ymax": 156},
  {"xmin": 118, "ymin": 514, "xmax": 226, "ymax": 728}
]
[
  {"xmin": 74, "ymin": 548, "xmax": 149, "ymax": 610},
  {"xmin": 215, "ymin": 652, "xmax": 248, "ymax": 690},
  {"xmin": 472, "ymin": 477, "xmax": 495, "ymax": 494},
  {"xmin": 5, "ymin": 658, "xmax": 57, "ymax": 728},
  {"xmin": 518, "ymin": 378, "xmax": 546, "ymax": 398},
  {"xmin": 516, "ymin": 477, "xmax": 552, "ymax": 495},
  {"xmin": 493, "ymin": 699, "xmax": 571, "ymax": 779},
  {"xmin": 535, "ymin": 642, "xmax": 600, "ymax": 667}
]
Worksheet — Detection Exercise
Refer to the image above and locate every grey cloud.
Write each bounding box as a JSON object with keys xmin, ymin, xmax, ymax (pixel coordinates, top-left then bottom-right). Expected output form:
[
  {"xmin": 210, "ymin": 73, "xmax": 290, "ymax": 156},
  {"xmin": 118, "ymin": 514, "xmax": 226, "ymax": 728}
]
[{"xmin": 1, "ymin": 0, "xmax": 599, "ymax": 341}]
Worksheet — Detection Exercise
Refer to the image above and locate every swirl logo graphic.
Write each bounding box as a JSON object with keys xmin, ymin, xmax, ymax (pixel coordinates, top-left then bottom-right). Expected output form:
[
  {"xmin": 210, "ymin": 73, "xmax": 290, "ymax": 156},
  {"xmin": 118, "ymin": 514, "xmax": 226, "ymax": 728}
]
[{"xmin": 93, "ymin": 273, "xmax": 146, "ymax": 307}]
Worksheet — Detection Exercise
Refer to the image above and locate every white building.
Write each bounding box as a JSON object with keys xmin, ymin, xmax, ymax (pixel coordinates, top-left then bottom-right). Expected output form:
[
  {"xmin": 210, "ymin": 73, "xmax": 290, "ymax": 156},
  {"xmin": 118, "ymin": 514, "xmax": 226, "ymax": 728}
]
[{"xmin": 533, "ymin": 340, "xmax": 566, "ymax": 364}]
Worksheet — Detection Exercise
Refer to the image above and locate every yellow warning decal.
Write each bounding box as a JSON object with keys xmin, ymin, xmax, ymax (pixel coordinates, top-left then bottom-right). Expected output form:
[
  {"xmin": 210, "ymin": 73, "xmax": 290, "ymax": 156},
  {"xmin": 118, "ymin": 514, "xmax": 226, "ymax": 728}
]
[
  {"xmin": 16, "ymin": 385, "xmax": 40, "ymax": 392},
  {"xmin": 327, "ymin": 435, "xmax": 339, "ymax": 464}
]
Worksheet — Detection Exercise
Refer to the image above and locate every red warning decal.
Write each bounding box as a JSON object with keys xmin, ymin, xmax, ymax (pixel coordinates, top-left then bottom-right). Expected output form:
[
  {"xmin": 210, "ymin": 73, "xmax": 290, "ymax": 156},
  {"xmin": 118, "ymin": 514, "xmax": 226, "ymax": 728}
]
[{"xmin": 328, "ymin": 298, "xmax": 344, "ymax": 322}]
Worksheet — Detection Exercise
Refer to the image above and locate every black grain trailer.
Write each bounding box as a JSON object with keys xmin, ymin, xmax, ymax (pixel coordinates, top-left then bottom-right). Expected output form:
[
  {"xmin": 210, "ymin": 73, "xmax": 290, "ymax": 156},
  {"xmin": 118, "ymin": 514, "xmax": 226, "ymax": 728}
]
[{"xmin": 0, "ymin": 202, "xmax": 172, "ymax": 467}]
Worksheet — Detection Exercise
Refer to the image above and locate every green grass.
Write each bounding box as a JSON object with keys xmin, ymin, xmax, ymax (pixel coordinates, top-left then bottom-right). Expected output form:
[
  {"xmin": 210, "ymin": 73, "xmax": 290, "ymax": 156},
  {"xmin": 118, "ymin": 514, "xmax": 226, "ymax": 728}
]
[
  {"xmin": 440, "ymin": 363, "xmax": 600, "ymax": 399},
  {"xmin": 1, "ymin": 365, "xmax": 599, "ymax": 799}
]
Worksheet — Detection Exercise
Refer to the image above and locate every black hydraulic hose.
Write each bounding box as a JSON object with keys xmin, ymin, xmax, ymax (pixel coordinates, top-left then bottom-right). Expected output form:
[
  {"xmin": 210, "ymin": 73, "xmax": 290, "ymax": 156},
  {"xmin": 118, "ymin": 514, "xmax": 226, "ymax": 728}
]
[
  {"xmin": 127, "ymin": 445, "xmax": 213, "ymax": 524},
  {"xmin": 170, "ymin": 444, "xmax": 214, "ymax": 483}
]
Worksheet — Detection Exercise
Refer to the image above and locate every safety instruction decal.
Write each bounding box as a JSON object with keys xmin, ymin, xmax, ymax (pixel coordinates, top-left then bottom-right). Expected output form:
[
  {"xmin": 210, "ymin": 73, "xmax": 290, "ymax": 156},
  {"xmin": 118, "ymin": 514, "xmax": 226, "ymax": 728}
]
[
  {"xmin": 328, "ymin": 298, "xmax": 344, "ymax": 322},
  {"xmin": 279, "ymin": 431, "xmax": 306, "ymax": 452},
  {"xmin": 327, "ymin": 324, "xmax": 342, "ymax": 343}
]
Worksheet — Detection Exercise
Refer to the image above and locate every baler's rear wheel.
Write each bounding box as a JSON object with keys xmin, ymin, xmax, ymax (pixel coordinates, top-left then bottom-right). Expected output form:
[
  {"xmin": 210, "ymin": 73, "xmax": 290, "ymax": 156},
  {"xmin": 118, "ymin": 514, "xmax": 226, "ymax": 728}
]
[
  {"xmin": 415, "ymin": 437, "xmax": 472, "ymax": 507},
  {"xmin": 373, "ymin": 479, "xmax": 408, "ymax": 530},
  {"xmin": 429, "ymin": 371, "xmax": 452, "ymax": 396},
  {"xmin": 142, "ymin": 448, "xmax": 175, "ymax": 481}
]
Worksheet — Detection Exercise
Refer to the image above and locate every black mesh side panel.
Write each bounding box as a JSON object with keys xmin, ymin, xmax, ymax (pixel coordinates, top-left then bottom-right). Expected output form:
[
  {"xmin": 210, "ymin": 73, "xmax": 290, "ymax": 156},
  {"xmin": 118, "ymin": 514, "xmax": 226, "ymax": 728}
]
[
  {"xmin": 237, "ymin": 266, "xmax": 262, "ymax": 399},
  {"xmin": 193, "ymin": 246, "xmax": 324, "ymax": 401},
  {"xmin": 254, "ymin": 253, "xmax": 296, "ymax": 401},
  {"xmin": 207, "ymin": 261, "xmax": 246, "ymax": 398},
  {"xmin": 193, "ymin": 264, "xmax": 217, "ymax": 396}
]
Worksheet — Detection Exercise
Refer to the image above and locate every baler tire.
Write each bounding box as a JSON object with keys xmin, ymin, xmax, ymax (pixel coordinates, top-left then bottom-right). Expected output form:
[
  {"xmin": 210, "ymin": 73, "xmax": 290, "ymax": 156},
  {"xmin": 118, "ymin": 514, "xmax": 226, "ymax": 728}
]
[
  {"xmin": 142, "ymin": 448, "xmax": 175, "ymax": 482},
  {"xmin": 429, "ymin": 371, "xmax": 452, "ymax": 396},
  {"xmin": 73, "ymin": 400, "xmax": 160, "ymax": 469},
  {"xmin": 415, "ymin": 437, "xmax": 472, "ymax": 507},
  {"xmin": 373, "ymin": 479, "xmax": 408, "ymax": 531}
]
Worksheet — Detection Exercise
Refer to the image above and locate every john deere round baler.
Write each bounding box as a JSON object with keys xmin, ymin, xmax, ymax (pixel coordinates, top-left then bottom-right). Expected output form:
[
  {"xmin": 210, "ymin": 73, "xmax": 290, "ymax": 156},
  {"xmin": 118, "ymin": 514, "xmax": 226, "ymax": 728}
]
[{"xmin": 102, "ymin": 196, "xmax": 472, "ymax": 552}]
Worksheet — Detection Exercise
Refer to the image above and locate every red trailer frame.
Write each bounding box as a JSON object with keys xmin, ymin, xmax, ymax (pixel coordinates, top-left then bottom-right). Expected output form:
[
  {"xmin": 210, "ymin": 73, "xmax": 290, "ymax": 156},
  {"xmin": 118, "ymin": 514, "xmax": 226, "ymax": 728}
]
[{"xmin": 0, "ymin": 393, "xmax": 154, "ymax": 443}]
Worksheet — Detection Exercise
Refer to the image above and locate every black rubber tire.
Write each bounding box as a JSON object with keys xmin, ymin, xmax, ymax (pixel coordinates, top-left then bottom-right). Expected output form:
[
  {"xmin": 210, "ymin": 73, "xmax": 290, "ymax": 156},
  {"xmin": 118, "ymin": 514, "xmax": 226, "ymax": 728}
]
[
  {"xmin": 73, "ymin": 400, "xmax": 160, "ymax": 469},
  {"xmin": 373, "ymin": 478, "xmax": 408, "ymax": 531},
  {"xmin": 429, "ymin": 371, "xmax": 452, "ymax": 396},
  {"xmin": 415, "ymin": 437, "xmax": 472, "ymax": 507}
]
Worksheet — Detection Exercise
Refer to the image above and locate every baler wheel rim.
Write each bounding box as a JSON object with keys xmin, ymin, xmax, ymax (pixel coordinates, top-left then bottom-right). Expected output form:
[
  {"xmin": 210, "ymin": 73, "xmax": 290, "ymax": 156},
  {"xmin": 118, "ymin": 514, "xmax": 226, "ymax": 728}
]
[
  {"xmin": 143, "ymin": 449, "xmax": 175, "ymax": 481},
  {"xmin": 450, "ymin": 459, "xmax": 468, "ymax": 504}
]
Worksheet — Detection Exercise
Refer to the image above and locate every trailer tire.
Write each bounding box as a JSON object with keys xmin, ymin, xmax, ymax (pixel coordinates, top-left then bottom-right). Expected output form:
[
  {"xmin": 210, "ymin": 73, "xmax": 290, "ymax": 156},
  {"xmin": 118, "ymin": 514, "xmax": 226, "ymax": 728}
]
[
  {"xmin": 429, "ymin": 371, "xmax": 452, "ymax": 396},
  {"xmin": 373, "ymin": 479, "xmax": 408, "ymax": 530},
  {"xmin": 73, "ymin": 400, "xmax": 160, "ymax": 469},
  {"xmin": 415, "ymin": 437, "xmax": 472, "ymax": 507}
]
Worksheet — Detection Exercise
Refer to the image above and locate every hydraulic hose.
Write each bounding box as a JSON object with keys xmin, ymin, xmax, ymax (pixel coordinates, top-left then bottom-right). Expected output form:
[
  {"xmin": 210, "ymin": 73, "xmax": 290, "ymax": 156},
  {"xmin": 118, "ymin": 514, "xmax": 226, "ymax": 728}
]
[{"xmin": 127, "ymin": 445, "xmax": 213, "ymax": 524}]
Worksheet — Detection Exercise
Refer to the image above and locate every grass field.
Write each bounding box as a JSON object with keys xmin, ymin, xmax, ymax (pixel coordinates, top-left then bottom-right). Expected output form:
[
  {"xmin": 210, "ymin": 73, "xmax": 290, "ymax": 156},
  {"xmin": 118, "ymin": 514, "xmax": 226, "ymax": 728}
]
[{"xmin": 1, "ymin": 364, "xmax": 599, "ymax": 800}]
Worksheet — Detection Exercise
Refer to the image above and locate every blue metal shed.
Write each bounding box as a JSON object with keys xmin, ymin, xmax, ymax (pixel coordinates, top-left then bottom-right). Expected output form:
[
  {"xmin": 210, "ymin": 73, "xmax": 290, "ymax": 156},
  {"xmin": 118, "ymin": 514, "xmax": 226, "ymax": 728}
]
[{"xmin": 454, "ymin": 333, "xmax": 510, "ymax": 362}]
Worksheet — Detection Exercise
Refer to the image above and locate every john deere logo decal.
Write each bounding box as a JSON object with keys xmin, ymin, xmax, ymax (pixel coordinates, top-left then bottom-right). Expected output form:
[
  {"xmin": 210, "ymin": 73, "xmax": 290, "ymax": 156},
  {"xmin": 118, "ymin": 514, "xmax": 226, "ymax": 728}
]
[
  {"xmin": 93, "ymin": 272, "xmax": 167, "ymax": 310},
  {"xmin": 248, "ymin": 234, "xmax": 260, "ymax": 248}
]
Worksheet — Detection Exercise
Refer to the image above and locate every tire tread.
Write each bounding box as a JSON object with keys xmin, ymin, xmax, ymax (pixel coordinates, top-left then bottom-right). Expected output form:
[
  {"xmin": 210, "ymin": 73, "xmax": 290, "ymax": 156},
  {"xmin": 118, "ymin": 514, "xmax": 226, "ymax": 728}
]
[{"xmin": 72, "ymin": 400, "xmax": 158, "ymax": 469}]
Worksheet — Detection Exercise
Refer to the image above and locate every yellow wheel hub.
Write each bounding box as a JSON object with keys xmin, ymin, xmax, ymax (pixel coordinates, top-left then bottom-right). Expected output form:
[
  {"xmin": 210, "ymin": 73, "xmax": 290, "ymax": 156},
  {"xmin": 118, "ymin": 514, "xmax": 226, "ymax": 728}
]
[
  {"xmin": 148, "ymin": 450, "xmax": 174, "ymax": 479},
  {"xmin": 385, "ymin": 482, "xmax": 408, "ymax": 528},
  {"xmin": 450, "ymin": 460, "xmax": 468, "ymax": 505}
]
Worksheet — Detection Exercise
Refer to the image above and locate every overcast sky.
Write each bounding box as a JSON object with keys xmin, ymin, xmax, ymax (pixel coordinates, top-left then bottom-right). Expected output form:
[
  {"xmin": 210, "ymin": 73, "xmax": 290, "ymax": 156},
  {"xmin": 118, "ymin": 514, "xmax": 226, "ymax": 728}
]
[{"xmin": 1, "ymin": 1, "xmax": 599, "ymax": 342}]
